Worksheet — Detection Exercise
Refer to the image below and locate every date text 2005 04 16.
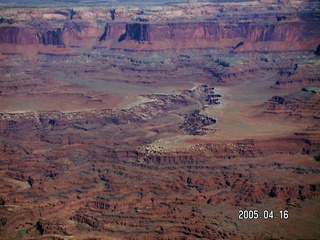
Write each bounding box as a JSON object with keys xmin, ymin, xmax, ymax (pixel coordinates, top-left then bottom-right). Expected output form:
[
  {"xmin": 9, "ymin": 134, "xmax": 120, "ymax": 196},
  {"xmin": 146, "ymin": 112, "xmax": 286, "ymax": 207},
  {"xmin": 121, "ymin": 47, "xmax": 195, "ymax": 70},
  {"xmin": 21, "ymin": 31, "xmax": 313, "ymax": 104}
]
[{"xmin": 238, "ymin": 209, "xmax": 289, "ymax": 220}]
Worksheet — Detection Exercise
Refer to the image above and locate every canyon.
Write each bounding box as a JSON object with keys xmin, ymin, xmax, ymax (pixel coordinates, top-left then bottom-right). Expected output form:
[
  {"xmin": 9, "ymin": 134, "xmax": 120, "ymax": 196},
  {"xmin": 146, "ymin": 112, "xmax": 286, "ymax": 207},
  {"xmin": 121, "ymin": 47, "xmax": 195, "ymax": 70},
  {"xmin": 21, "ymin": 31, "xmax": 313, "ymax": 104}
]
[{"xmin": 0, "ymin": 0, "xmax": 320, "ymax": 239}]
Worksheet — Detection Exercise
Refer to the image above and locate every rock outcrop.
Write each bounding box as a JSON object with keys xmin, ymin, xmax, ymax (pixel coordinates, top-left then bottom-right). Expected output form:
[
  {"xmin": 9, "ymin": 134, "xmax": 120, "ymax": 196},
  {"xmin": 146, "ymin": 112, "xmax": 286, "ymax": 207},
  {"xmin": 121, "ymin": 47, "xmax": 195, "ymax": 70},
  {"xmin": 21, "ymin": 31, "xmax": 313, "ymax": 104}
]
[
  {"xmin": 0, "ymin": 27, "xmax": 64, "ymax": 45},
  {"xmin": 0, "ymin": 1, "xmax": 319, "ymax": 50},
  {"xmin": 264, "ymin": 88, "xmax": 320, "ymax": 120},
  {"xmin": 0, "ymin": 1, "xmax": 320, "ymax": 239}
]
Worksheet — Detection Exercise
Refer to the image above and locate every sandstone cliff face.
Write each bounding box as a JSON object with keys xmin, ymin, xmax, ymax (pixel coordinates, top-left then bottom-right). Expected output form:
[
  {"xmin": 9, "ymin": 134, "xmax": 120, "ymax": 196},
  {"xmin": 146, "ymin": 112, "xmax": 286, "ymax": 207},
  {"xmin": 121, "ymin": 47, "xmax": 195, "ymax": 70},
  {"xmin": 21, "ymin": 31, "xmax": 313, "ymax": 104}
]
[
  {"xmin": 154, "ymin": 22, "xmax": 311, "ymax": 42},
  {"xmin": 0, "ymin": 26, "xmax": 64, "ymax": 45},
  {"xmin": 102, "ymin": 21, "xmax": 319, "ymax": 43},
  {"xmin": 1, "ymin": 2, "xmax": 320, "ymax": 239},
  {"xmin": 0, "ymin": 6, "xmax": 319, "ymax": 49},
  {"xmin": 38, "ymin": 29, "xmax": 64, "ymax": 45},
  {"xmin": 119, "ymin": 23, "xmax": 150, "ymax": 42},
  {"xmin": 0, "ymin": 27, "xmax": 36, "ymax": 45}
]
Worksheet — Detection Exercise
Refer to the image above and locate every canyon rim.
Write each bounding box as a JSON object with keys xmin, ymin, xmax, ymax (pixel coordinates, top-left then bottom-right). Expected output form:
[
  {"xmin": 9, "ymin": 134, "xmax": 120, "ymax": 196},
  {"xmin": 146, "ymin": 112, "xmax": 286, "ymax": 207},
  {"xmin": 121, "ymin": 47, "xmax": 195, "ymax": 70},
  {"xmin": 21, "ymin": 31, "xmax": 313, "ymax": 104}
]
[{"xmin": 0, "ymin": 0, "xmax": 320, "ymax": 239}]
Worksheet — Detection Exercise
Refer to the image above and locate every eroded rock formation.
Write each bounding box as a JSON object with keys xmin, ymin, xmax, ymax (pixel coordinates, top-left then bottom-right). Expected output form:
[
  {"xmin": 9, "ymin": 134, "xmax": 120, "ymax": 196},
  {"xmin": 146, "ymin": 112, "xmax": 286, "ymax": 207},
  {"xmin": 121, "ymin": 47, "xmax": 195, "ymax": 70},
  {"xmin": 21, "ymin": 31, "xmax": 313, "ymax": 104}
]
[
  {"xmin": 0, "ymin": 1, "xmax": 319, "ymax": 51},
  {"xmin": 0, "ymin": 0, "xmax": 320, "ymax": 239}
]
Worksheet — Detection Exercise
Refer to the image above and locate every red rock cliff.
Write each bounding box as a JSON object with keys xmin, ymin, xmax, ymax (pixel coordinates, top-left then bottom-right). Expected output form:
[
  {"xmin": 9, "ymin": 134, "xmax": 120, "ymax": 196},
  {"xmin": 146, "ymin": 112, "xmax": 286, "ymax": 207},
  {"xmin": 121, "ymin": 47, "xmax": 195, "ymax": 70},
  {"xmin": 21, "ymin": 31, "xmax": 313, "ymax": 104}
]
[
  {"xmin": 111, "ymin": 21, "xmax": 317, "ymax": 43},
  {"xmin": 0, "ymin": 26, "xmax": 64, "ymax": 45},
  {"xmin": 0, "ymin": 3, "xmax": 319, "ymax": 50}
]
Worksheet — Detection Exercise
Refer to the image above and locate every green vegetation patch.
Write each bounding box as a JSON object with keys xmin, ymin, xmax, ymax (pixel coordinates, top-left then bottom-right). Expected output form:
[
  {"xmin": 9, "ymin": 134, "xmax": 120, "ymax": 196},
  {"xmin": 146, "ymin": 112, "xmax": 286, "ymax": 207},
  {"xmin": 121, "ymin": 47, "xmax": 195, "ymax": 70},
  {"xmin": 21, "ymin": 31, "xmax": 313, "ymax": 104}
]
[{"xmin": 16, "ymin": 228, "xmax": 27, "ymax": 238}]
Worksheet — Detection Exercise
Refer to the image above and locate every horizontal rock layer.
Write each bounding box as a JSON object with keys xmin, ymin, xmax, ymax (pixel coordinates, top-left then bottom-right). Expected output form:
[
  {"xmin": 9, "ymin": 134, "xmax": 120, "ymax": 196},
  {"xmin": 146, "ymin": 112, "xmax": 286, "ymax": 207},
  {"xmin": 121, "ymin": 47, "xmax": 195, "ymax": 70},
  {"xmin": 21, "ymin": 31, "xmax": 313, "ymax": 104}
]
[
  {"xmin": 0, "ymin": 21, "xmax": 318, "ymax": 47},
  {"xmin": 0, "ymin": 0, "xmax": 319, "ymax": 50}
]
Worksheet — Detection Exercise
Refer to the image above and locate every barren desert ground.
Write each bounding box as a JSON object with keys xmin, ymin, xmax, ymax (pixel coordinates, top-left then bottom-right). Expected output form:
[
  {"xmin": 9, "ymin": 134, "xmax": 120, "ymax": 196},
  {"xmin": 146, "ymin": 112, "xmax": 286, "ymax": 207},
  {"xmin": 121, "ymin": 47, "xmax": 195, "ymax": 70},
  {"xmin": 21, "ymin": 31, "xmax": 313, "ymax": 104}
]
[{"xmin": 0, "ymin": 0, "xmax": 320, "ymax": 239}]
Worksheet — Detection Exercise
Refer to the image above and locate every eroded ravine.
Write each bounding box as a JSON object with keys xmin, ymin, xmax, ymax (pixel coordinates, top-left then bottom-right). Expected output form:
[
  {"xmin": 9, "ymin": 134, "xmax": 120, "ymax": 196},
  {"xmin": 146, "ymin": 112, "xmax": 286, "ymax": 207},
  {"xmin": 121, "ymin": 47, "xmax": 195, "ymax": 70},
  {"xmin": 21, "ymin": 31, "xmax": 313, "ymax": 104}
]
[{"xmin": 0, "ymin": 0, "xmax": 320, "ymax": 239}]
